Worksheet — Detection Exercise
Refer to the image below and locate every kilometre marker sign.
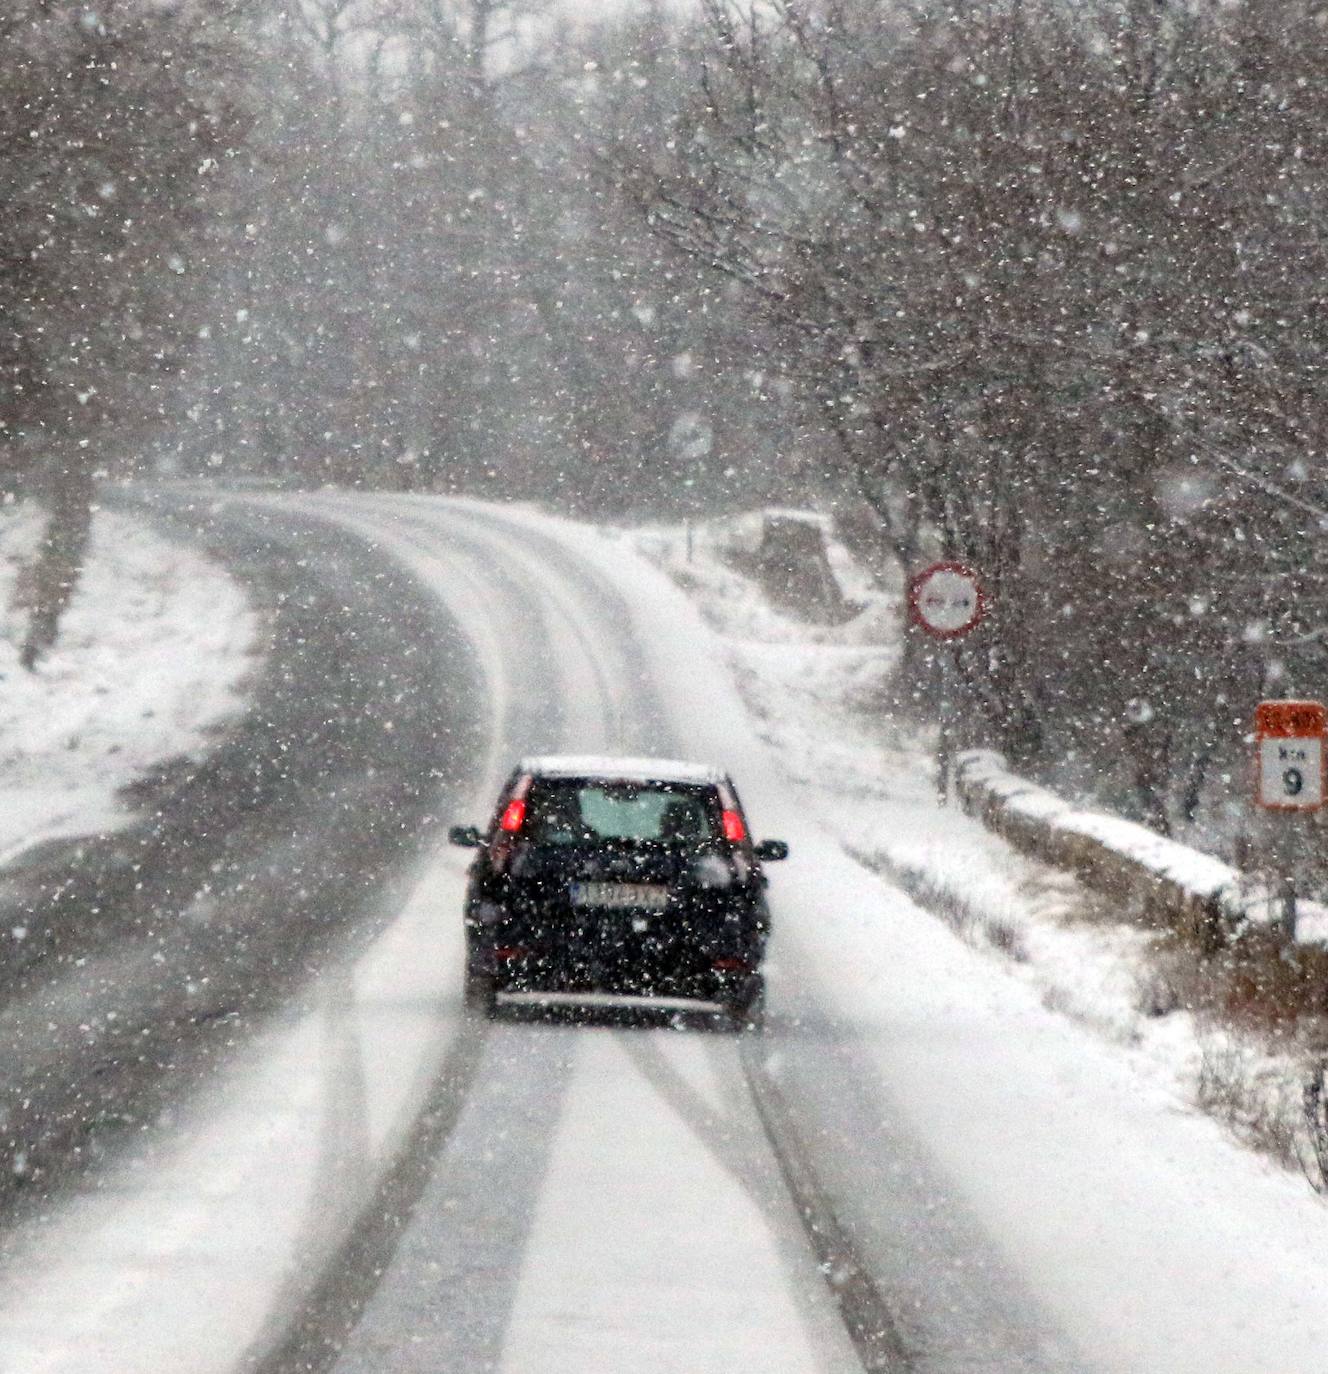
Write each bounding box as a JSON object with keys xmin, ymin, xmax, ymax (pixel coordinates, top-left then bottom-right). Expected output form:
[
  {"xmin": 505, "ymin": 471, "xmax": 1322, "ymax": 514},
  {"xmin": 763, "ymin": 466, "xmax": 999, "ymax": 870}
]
[{"xmin": 1255, "ymin": 699, "xmax": 1326, "ymax": 811}]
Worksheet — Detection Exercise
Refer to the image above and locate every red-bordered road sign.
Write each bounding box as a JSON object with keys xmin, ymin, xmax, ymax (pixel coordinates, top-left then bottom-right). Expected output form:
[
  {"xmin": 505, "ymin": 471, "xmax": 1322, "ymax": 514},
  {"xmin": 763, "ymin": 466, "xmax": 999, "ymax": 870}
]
[
  {"xmin": 1255, "ymin": 700, "xmax": 1326, "ymax": 811},
  {"xmin": 908, "ymin": 561, "xmax": 988, "ymax": 640}
]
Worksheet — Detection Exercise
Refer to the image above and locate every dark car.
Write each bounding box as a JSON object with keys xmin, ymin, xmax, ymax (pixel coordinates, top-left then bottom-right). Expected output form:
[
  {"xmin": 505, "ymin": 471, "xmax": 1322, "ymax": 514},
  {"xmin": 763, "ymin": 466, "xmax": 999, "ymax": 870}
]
[{"xmin": 448, "ymin": 755, "xmax": 788, "ymax": 1027}]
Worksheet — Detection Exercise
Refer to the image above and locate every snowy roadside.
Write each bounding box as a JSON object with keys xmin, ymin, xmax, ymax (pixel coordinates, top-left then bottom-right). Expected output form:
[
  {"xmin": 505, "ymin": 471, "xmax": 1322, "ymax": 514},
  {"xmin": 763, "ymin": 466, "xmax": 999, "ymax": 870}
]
[
  {"xmin": 628, "ymin": 521, "xmax": 1320, "ymax": 1184},
  {"xmin": 0, "ymin": 502, "xmax": 261, "ymax": 868}
]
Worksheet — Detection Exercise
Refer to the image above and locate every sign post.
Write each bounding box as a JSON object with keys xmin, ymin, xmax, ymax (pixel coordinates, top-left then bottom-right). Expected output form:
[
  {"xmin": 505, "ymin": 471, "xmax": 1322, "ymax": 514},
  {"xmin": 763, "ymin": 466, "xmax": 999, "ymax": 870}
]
[
  {"xmin": 1254, "ymin": 699, "xmax": 1326, "ymax": 940},
  {"xmin": 909, "ymin": 562, "xmax": 989, "ymax": 803}
]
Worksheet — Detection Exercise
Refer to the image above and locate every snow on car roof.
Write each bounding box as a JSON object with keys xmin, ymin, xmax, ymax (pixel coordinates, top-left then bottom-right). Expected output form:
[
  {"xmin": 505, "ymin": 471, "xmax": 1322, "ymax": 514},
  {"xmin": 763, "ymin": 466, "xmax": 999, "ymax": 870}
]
[{"xmin": 519, "ymin": 754, "xmax": 727, "ymax": 785}]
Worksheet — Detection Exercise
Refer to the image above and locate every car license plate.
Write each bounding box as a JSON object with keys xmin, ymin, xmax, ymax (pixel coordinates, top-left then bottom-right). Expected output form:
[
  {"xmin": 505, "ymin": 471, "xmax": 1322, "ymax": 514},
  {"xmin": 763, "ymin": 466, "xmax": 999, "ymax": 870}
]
[{"xmin": 570, "ymin": 882, "xmax": 669, "ymax": 910}]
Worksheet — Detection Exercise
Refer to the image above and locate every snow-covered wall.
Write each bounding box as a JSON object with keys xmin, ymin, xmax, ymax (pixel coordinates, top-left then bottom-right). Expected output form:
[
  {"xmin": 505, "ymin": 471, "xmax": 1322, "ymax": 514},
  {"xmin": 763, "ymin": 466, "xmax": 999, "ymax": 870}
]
[{"xmin": 954, "ymin": 749, "xmax": 1328, "ymax": 948}]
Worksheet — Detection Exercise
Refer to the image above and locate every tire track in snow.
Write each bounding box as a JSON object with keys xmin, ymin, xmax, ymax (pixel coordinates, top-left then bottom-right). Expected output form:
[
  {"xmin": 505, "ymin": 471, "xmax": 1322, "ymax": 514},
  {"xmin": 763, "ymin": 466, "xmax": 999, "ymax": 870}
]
[
  {"xmin": 739, "ymin": 1035, "xmax": 912, "ymax": 1372},
  {"xmin": 300, "ymin": 496, "xmax": 913, "ymax": 1373},
  {"xmin": 222, "ymin": 498, "xmax": 623, "ymax": 1372},
  {"xmin": 245, "ymin": 1011, "xmax": 492, "ymax": 1374},
  {"xmin": 349, "ymin": 498, "xmax": 640, "ymax": 756}
]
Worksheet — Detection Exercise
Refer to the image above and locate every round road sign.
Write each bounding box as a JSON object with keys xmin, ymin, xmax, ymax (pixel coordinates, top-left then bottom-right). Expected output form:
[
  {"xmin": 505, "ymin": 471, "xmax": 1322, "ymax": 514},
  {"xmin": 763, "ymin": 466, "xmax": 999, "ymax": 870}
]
[{"xmin": 909, "ymin": 561, "xmax": 988, "ymax": 640}]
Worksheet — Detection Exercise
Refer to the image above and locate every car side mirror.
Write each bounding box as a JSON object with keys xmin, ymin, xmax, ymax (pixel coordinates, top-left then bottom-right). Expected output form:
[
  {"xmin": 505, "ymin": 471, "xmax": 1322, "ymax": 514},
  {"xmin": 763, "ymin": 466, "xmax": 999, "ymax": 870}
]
[
  {"xmin": 448, "ymin": 825, "xmax": 484, "ymax": 848},
  {"xmin": 754, "ymin": 839, "xmax": 789, "ymax": 862}
]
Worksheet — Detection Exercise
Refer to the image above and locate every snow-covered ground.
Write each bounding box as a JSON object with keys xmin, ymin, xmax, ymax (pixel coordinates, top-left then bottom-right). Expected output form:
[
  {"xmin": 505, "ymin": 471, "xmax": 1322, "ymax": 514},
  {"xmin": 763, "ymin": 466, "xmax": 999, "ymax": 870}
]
[
  {"xmin": 0, "ymin": 502, "xmax": 260, "ymax": 866},
  {"xmin": 6, "ymin": 494, "xmax": 1328, "ymax": 1374},
  {"xmin": 629, "ymin": 521, "xmax": 1321, "ymax": 1180}
]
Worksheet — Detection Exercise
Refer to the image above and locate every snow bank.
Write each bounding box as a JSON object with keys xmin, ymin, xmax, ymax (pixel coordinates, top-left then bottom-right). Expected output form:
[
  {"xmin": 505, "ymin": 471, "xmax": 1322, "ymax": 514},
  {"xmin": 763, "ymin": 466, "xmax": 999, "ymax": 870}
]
[{"xmin": 0, "ymin": 502, "xmax": 260, "ymax": 865}]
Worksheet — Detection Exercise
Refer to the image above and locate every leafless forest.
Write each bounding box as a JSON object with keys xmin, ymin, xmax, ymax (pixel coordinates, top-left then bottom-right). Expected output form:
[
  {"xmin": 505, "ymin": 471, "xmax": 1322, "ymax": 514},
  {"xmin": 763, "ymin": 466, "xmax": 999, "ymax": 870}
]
[{"xmin": 5, "ymin": 0, "xmax": 1328, "ymax": 850}]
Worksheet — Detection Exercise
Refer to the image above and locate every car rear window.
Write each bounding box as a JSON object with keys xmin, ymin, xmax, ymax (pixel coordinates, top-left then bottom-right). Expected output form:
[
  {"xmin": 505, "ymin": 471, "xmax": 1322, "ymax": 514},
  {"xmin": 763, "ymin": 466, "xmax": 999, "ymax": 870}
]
[{"xmin": 524, "ymin": 779, "xmax": 717, "ymax": 845}]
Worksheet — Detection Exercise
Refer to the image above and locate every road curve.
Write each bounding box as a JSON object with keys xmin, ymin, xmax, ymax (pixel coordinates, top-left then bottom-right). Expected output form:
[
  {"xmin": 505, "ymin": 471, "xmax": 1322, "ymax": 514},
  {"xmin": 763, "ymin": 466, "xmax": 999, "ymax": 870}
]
[
  {"xmin": 0, "ymin": 490, "xmax": 1074, "ymax": 1374},
  {"xmin": 246, "ymin": 495, "xmax": 878, "ymax": 1374},
  {"xmin": 245, "ymin": 493, "xmax": 1066, "ymax": 1374}
]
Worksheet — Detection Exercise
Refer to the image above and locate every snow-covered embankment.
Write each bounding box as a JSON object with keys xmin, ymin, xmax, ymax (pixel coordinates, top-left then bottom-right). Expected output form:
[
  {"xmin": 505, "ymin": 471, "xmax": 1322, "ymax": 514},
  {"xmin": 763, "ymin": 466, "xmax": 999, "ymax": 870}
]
[{"xmin": 0, "ymin": 501, "xmax": 261, "ymax": 867}]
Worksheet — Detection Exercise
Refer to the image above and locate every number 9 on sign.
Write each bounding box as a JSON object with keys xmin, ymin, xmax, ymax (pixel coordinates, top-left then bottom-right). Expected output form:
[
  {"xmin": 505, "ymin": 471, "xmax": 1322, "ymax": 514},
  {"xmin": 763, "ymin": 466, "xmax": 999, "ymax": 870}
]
[{"xmin": 1257, "ymin": 737, "xmax": 1324, "ymax": 810}]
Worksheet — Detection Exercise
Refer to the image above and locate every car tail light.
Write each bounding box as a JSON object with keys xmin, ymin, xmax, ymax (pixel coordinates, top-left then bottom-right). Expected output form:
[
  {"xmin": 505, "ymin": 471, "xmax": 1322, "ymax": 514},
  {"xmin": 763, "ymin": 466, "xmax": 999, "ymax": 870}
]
[
  {"xmin": 499, "ymin": 798, "xmax": 526, "ymax": 834},
  {"xmin": 494, "ymin": 945, "xmax": 528, "ymax": 961},
  {"xmin": 712, "ymin": 956, "xmax": 752, "ymax": 972},
  {"xmin": 721, "ymin": 809, "xmax": 746, "ymax": 844}
]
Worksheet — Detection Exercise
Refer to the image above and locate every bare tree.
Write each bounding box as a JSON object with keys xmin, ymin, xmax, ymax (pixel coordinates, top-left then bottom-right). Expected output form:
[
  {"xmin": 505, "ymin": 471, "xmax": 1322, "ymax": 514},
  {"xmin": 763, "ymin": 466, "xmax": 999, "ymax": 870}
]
[
  {"xmin": 2, "ymin": 0, "xmax": 254, "ymax": 663},
  {"xmin": 615, "ymin": 0, "xmax": 1328, "ymax": 834},
  {"xmin": 171, "ymin": 0, "xmax": 798, "ymax": 514}
]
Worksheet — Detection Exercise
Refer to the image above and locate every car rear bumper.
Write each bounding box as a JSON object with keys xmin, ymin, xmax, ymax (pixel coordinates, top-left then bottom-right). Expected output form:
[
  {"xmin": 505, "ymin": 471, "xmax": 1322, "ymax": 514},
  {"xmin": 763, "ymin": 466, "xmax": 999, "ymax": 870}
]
[{"xmin": 495, "ymin": 989, "xmax": 730, "ymax": 1016}]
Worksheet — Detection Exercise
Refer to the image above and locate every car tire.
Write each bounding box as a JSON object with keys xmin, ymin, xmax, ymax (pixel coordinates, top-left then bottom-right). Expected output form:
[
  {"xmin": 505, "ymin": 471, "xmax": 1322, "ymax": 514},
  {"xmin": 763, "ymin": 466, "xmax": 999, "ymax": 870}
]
[
  {"xmin": 465, "ymin": 970, "xmax": 497, "ymax": 1019},
  {"xmin": 726, "ymin": 973, "xmax": 765, "ymax": 1032}
]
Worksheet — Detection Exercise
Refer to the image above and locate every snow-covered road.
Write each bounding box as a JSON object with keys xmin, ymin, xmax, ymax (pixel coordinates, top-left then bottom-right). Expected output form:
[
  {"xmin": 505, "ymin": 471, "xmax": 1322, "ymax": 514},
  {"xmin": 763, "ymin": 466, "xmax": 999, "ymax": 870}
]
[{"xmin": 3, "ymin": 492, "xmax": 1328, "ymax": 1374}]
